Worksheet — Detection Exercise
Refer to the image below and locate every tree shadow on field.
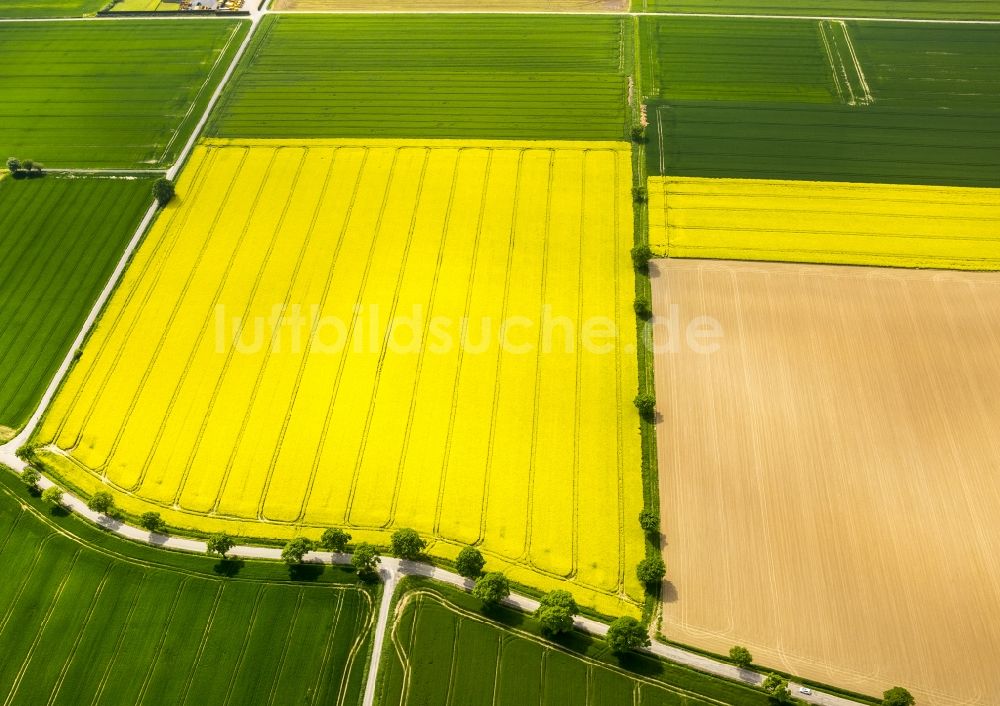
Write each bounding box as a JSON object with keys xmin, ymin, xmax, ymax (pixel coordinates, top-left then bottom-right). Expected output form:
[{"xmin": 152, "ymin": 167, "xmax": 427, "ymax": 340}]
[
  {"xmin": 213, "ymin": 558, "xmax": 244, "ymax": 577},
  {"xmin": 662, "ymin": 580, "xmax": 678, "ymax": 604},
  {"xmin": 288, "ymin": 562, "xmax": 324, "ymax": 582},
  {"xmin": 49, "ymin": 504, "xmax": 70, "ymax": 518},
  {"xmin": 615, "ymin": 649, "xmax": 664, "ymax": 679}
]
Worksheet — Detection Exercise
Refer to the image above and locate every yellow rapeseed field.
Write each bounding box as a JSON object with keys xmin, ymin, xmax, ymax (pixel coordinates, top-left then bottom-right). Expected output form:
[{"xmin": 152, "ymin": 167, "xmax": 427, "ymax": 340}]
[
  {"xmin": 648, "ymin": 176, "xmax": 1000, "ymax": 269},
  {"xmin": 36, "ymin": 138, "xmax": 645, "ymax": 615}
]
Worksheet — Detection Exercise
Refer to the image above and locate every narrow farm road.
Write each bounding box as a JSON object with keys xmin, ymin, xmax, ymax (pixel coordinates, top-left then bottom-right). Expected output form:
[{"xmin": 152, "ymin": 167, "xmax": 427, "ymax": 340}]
[
  {"xmin": 0, "ymin": 9, "xmax": 262, "ymax": 472},
  {"xmin": 9, "ymin": 467, "xmax": 868, "ymax": 706}
]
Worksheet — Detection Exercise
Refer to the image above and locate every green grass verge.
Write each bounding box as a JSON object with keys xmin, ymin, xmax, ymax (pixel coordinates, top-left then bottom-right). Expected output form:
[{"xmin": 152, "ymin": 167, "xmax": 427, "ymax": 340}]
[
  {"xmin": 643, "ymin": 17, "xmax": 1000, "ymax": 187},
  {"xmin": 209, "ymin": 13, "xmax": 631, "ymax": 140},
  {"xmin": 0, "ymin": 19, "xmax": 250, "ymax": 168},
  {"xmin": 0, "ymin": 469, "xmax": 376, "ymax": 706},
  {"xmin": 374, "ymin": 576, "xmax": 774, "ymax": 706},
  {"xmin": 0, "ymin": 175, "xmax": 155, "ymax": 436}
]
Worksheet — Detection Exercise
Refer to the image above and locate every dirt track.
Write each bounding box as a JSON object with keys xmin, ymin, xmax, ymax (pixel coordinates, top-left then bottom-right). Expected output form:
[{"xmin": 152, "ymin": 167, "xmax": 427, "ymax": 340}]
[
  {"xmin": 272, "ymin": 0, "xmax": 627, "ymax": 10},
  {"xmin": 651, "ymin": 259, "xmax": 1000, "ymax": 706}
]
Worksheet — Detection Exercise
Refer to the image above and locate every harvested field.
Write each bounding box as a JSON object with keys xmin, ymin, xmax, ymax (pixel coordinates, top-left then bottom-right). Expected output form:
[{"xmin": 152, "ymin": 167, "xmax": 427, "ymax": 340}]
[
  {"xmin": 651, "ymin": 258, "xmax": 1000, "ymax": 705},
  {"xmin": 0, "ymin": 20, "xmax": 249, "ymax": 168},
  {"xmin": 277, "ymin": 0, "xmax": 626, "ymax": 9},
  {"xmin": 35, "ymin": 138, "xmax": 645, "ymax": 616},
  {"xmin": 375, "ymin": 580, "xmax": 772, "ymax": 706},
  {"xmin": 209, "ymin": 14, "xmax": 630, "ymax": 141},
  {"xmin": 636, "ymin": 0, "xmax": 1000, "ymax": 20},
  {"xmin": 0, "ymin": 474, "xmax": 375, "ymax": 706},
  {"xmin": 0, "ymin": 175, "xmax": 154, "ymax": 439},
  {"xmin": 644, "ymin": 18, "xmax": 1000, "ymax": 187},
  {"xmin": 647, "ymin": 176, "xmax": 1000, "ymax": 269}
]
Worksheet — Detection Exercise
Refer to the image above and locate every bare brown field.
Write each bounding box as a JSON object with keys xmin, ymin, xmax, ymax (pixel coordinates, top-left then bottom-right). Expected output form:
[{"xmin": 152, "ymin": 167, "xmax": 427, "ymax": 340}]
[
  {"xmin": 273, "ymin": 0, "xmax": 626, "ymax": 10},
  {"xmin": 651, "ymin": 259, "xmax": 1000, "ymax": 706}
]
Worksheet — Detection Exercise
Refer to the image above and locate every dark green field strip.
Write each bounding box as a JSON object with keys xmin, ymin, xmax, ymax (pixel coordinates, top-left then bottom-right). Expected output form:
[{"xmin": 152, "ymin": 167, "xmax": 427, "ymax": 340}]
[
  {"xmin": 0, "ymin": 176, "xmax": 154, "ymax": 434},
  {"xmin": 650, "ymin": 101, "xmax": 1000, "ymax": 185},
  {"xmin": 640, "ymin": 16, "xmax": 837, "ymax": 102},
  {"xmin": 853, "ymin": 22, "xmax": 1000, "ymax": 107},
  {"xmin": 210, "ymin": 14, "xmax": 630, "ymax": 140},
  {"xmin": 375, "ymin": 580, "xmax": 772, "ymax": 706},
  {"xmin": 0, "ymin": 475, "xmax": 375, "ymax": 706},
  {"xmin": 0, "ymin": 0, "xmax": 105, "ymax": 18},
  {"xmin": 0, "ymin": 20, "xmax": 249, "ymax": 168},
  {"xmin": 645, "ymin": 19, "xmax": 1000, "ymax": 185},
  {"xmin": 635, "ymin": 0, "xmax": 1000, "ymax": 20}
]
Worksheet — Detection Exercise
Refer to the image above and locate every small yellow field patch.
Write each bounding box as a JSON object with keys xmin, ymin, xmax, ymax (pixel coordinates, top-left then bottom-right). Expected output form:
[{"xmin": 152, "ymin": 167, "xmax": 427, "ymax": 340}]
[
  {"xmin": 648, "ymin": 176, "xmax": 1000, "ymax": 270},
  {"xmin": 36, "ymin": 138, "xmax": 644, "ymax": 615}
]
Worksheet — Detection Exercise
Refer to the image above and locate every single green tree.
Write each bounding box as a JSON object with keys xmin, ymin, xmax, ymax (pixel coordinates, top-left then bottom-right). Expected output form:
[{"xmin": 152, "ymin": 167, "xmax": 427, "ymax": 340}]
[
  {"xmin": 22, "ymin": 159, "xmax": 34, "ymax": 173},
  {"xmin": 473, "ymin": 572, "xmax": 510, "ymax": 609},
  {"xmin": 535, "ymin": 590, "xmax": 579, "ymax": 636},
  {"xmin": 455, "ymin": 545, "xmax": 485, "ymax": 579},
  {"xmin": 636, "ymin": 556, "xmax": 666, "ymax": 586},
  {"xmin": 87, "ymin": 491, "xmax": 115, "ymax": 514},
  {"xmin": 882, "ymin": 687, "xmax": 915, "ymax": 706},
  {"xmin": 638, "ymin": 508, "xmax": 659, "ymax": 534},
  {"xmin": 390, "ymin": 527, "xmax": 426, "ymax": 561},
  {"xmin": 634, "ymin": 392, "xmax": 656, "ymax": 421},
  {"xmin": 152, "ymin": 178, "xmax": 175, "ymax": 207},
  {"xmin": 762, "ymin": 674, "xmax": 792, "ymax": 703},
  {"xmin": 634, "ymin": 296, "xmax": 652, "ymax": 320},
  {"xmin": 281, "ymin": 537, "xmax": 314, "ymax": 564},
  {"xmin": 632, "ymin": 186, "xmax": 648, "ymax": 204},
  {"xmin": 537, "ymin": 605, "xmax": 574, "ymax": 636},
  {"xmin": 351, "ymin": 542, "xmax": 381, "ymax": 581},
  {"xmin": 6, "ymin": 158, "xmax": 21, "ymax": 174},
  {"xmin": 729, "ymin": 645, "xmax": 753, "ymax": 669},
  {"xmin": 630, "ymin": 125, "xmax": 646, "ymax": 143},
  {"xmin": 139, "ymin": 511, "xmax": 166, "ymax": 533},
  {"xmin": 630, "ymin": 245, "xmax": 652, "ymax": 271},
  {"xmin": 20, "ymin": 468, "xmax": 41, "ymax": 491},
  {"xmin": 320, "ymin": 527, "xmax": 351, "ymax": 553},
  {"xmin": 41, "ymin": 486, "xmax": 63, "ymax": 507},
  {"xmin": 606, "ymin": 616, "xmax": 650, "ymax": 654},
  {"xmin": 206, "ymin": 532, "xmax": 236, "ymax": 558}
]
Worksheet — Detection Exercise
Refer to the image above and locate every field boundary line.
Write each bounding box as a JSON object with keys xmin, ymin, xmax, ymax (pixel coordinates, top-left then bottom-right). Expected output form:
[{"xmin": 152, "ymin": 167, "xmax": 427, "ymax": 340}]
[{"xmin": 263, "ymin": 8, "xmax": 1000, "ymax": 24}]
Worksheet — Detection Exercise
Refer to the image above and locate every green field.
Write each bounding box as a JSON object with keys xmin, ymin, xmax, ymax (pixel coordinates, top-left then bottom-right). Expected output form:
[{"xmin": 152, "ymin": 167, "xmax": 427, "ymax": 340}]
[
  {"xmin": 0, "ymin": 176, "xmax": 156, "ymax": 439},
  {"xmin": 0, "ymin": 472, "xmax": 375, "ymax": 705},
  {"xmin": 644, "ymin": 18, "xmax": 1000, "ymax": 186},
  {"xmin": 0, "ymin": 20, "xmax": 249, "ymax": 168},
  {"xmin": 634, "ymin": 0, "xmax": 1000, "ymax": 19},
  {"xmin": 0, "ymin": 0, "xmax": 105, "ymax": 18},
  {"xmin": 375, "ymin": 580, "xmax": 771, "ymax": 706},
  {"xmin": 209, "ymin": 14, "xmax": 630, "ymax": 140}
]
